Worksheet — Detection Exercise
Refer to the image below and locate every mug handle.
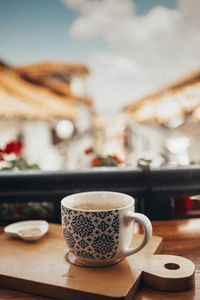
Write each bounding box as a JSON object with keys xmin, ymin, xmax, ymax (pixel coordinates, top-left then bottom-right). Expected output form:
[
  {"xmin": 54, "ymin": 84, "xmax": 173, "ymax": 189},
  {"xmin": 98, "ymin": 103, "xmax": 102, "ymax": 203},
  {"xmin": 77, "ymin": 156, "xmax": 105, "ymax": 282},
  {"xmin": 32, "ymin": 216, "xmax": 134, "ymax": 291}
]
[{"xmin": 119, "ymin": 212, "xmax": 152, "ymax": 259}]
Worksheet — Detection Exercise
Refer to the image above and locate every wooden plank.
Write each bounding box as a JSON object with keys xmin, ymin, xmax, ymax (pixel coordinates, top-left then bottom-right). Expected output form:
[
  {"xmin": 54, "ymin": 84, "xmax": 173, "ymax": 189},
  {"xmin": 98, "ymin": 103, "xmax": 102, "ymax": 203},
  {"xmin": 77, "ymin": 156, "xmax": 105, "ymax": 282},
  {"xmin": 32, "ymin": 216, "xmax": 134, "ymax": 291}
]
[
  {"xmin": 0, "ymin": 219, "xmax": 198, "ymax": 300},
  {"xmin": 0, "ymin": 224, "xmax": 162, "ymax": 300}
]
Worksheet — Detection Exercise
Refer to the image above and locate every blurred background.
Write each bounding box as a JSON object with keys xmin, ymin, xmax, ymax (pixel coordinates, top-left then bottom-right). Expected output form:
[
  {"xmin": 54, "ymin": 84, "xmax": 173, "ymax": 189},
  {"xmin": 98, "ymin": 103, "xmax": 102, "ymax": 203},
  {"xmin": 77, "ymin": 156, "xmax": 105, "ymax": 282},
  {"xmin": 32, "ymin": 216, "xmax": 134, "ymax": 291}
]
[{"xmin": 0, "ymin": 0, "xmax": 200, "ymax": 171}]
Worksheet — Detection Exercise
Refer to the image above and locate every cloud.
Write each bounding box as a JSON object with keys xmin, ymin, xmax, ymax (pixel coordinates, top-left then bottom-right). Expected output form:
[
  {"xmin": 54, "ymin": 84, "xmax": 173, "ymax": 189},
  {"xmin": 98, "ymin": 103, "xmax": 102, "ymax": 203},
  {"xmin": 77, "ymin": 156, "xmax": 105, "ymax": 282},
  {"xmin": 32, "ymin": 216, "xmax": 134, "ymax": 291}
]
[
  {"xmin": 62, "ymin": 0, "xmax": 200, "ymax": 118},
  {"xmin": 68, "ymin": 0, "xmax": 135, "ymax": 40}
]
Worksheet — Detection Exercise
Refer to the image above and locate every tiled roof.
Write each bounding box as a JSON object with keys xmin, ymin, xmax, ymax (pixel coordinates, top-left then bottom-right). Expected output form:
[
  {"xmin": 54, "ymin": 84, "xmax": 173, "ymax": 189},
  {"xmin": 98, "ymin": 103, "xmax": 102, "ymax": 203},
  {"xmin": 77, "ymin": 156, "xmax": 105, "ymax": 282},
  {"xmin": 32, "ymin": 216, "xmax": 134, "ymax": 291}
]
[
  {"xmin": 123, "ymin": 70, "xmax": 200, "ymax": 124},
  {"xmin": 16, "ymin": 61, "xmax": 89, "ymax": 76},
  {"xmin": 0, "ymin": 60, "xmax": 91, "ymax": 120},
  {"xmin": 16, "ymin": 61, "xmax": 89, "ymax": 98}
]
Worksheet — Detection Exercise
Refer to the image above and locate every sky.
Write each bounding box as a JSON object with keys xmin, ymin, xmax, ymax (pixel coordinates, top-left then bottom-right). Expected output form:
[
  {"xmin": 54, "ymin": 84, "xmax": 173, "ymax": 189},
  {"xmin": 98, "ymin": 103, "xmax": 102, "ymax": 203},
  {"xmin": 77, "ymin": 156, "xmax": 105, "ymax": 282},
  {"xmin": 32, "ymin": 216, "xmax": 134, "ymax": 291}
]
[{"xmin": 0, "ymin": 0, "xmax": 200, "ymax": 118}]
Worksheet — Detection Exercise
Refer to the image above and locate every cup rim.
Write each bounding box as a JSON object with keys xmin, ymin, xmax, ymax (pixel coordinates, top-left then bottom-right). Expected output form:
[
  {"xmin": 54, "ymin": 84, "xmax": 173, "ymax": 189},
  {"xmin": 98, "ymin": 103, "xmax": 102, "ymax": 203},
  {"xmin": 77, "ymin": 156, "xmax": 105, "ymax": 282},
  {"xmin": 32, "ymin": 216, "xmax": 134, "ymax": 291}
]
[{"xmin": 61, "ymin": 191, "xmax": 134, "ymax": 212}]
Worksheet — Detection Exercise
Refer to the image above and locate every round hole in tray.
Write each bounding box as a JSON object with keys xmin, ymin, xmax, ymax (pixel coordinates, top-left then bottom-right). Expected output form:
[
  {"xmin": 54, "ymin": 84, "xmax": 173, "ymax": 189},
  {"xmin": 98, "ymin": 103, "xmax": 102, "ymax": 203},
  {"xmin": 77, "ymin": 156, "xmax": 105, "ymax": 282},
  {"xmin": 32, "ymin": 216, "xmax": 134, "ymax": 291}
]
[{"xmin": 164, "ymin": 263, "xmax": 180, "ymax": 270}]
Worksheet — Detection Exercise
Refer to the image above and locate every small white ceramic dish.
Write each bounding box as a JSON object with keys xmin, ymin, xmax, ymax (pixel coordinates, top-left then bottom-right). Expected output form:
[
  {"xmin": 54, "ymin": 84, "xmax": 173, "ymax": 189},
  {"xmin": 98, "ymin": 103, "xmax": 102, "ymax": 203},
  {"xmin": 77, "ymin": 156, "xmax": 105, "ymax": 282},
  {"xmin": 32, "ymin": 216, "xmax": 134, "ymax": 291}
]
[{"xmin": 4, "ymin": 220, "xmax": 49, "ymax": 241}]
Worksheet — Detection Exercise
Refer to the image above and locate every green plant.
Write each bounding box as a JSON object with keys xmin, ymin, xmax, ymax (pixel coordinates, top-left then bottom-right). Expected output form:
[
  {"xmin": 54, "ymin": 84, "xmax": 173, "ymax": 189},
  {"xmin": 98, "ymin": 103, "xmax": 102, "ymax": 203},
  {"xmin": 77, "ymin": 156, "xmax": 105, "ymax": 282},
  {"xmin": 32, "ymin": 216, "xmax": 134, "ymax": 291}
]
[
  {"xmin": 0, "ymin": 203, "xmax": 16, "ymax": 218},
  {"xmin": 22, "ymin": 202, "xmax": 53, "ymax": 218}
]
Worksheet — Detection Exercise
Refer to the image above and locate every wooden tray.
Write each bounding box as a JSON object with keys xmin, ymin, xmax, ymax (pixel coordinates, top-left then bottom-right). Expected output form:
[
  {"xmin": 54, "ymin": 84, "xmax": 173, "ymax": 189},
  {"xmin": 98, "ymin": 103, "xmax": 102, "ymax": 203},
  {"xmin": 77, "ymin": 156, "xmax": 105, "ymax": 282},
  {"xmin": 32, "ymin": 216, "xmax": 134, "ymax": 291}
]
[{"xmin": 0, "ymin": 224, "xmax": 195, "ymax": 300}]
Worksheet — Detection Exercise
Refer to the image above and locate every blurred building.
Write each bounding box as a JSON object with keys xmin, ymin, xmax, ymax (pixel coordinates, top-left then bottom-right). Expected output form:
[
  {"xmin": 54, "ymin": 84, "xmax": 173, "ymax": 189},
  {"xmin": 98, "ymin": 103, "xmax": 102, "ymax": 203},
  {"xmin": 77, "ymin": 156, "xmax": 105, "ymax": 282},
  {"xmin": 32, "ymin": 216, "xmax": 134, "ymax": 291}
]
[
  {"xmin": 123, "ymin": 69, "xmax": 200, "ymax": 167},
  {"xmin": 0, "ymin": 60, "xmax": 96, "ymax": 170}
]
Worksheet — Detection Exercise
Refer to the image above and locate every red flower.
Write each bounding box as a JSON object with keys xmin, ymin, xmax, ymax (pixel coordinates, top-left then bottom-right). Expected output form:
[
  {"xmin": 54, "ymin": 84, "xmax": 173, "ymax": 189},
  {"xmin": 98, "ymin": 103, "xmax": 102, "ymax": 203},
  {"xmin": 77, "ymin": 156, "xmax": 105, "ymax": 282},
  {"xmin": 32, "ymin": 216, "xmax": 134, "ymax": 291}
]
[
  {"xmin": 112, "ymin": 154, "xmax": 124, "ymax": 164},
  {"xmin": 174, "ymin": 195, "xmax": 194, "ymax": 215},
  {"xmin": 3, "ymin": 141, "xmax": 23, "ymax": 156},
  {"xmin": 84, "ymin": 147, "xmax": 94, "ymax": 155},
  {"xmin": 92, "ymin": 157, "xmax": 103, "ymax": 167}
]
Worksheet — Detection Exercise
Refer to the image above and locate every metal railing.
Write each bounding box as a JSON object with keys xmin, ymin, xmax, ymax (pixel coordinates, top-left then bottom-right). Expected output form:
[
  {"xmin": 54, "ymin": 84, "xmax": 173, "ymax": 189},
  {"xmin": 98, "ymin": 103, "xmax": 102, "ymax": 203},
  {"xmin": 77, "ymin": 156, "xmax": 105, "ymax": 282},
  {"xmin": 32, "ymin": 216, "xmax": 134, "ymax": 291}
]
[{"xmin": 1, "ymin": 166, "xmax": 200, "ymax": 225}]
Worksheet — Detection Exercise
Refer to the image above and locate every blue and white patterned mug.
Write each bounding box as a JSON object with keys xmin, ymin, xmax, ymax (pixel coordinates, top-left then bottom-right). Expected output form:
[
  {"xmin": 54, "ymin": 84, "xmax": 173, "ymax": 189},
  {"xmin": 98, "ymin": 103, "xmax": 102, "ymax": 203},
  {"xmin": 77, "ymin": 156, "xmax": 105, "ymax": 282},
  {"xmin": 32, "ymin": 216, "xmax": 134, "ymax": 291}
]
[{"xmin": 61, "ymin": 191, "xmax": 152, "ymax": 267}]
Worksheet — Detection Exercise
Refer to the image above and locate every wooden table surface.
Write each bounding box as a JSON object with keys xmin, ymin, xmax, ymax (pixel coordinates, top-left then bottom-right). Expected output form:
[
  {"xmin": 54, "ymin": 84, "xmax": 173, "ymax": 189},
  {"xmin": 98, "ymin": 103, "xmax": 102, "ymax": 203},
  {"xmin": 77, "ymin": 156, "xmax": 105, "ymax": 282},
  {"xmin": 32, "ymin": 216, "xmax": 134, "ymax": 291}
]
[{"xmin": 0, "ymin": 219, "xmax": 199, "ymax": 300}]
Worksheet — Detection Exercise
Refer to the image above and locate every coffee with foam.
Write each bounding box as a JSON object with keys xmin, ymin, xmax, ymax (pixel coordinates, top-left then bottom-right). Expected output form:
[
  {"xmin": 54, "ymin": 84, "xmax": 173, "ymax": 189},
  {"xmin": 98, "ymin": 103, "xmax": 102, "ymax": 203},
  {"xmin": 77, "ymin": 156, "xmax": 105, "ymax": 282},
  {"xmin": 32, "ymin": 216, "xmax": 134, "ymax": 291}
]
[{"xmin": 73, "ymin": 203, "xmax": 124, "ymax": 211}]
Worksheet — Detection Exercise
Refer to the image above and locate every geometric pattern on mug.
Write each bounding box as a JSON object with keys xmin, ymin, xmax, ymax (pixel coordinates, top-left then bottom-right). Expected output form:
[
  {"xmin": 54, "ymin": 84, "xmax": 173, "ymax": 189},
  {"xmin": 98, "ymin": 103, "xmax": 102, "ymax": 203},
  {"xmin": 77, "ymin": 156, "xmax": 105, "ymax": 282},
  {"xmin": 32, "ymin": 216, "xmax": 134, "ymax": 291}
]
[
  {"xmin": 111, "ymin": 215, "xmax": 120, "ymax": 234},
  {"xmin": 71, "ymin": 215, "xmax": 95, "ymax": 237},
  {"xmin": 92, "ymin": 210, "xmax": 113, "ymax": 219},
  {"xmin": 61, "ymin": 206, "xmax": 68, "ymax": 219},
  {"xmin": 77, "ymin": 250, "xmax": 94, "ymax": 259},
  {"xmin": 78, "ymin": 239, "xmax": 89, "ymax": 249},
  {"xmin": 92, "ymin": 233, "xmax": 115, "ymax": 255},
  {"xmin": 62, "ymin": 206, "xmax": 120, "ymax": 261},
  {"xmin": 63, "ymin": 228, "xmax": 75, "ymax": 249},
  {"xmin": 63, "ymin": 216, "xmax": 69, "ymax": 226},
  {"xmin": 97, "ymin": 220, "xmax": 109, "ymax": 232}
]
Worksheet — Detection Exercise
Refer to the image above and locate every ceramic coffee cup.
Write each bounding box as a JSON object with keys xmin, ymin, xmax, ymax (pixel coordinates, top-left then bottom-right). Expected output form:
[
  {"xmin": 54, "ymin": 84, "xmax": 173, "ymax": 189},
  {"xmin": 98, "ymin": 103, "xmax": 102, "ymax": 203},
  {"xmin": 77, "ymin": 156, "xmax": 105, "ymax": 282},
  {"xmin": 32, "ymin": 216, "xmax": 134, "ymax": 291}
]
[{"xmin": 61, "ymin": 191, "xmax": 152, "ymax": 267}]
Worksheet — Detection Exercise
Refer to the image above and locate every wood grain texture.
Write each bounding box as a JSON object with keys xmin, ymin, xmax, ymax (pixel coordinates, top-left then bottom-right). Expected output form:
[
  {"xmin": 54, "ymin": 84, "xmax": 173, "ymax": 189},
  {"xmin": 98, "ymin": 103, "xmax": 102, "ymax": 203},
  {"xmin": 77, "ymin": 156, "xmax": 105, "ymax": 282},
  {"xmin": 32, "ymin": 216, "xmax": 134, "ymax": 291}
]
[
  {"xmin": 135, "ymin": 219, "xmax": 200, "ymax": 300},
  {"xmin": 0, "ymin": 224, "xmax": 162, "ymax": 300},
  {"xmin": 143, "ymin": 255, "xmax": 195, "ymax": 291},
  {"xmin": 0, "ymin": 219, "xmax": 199, "ymax": 300}
]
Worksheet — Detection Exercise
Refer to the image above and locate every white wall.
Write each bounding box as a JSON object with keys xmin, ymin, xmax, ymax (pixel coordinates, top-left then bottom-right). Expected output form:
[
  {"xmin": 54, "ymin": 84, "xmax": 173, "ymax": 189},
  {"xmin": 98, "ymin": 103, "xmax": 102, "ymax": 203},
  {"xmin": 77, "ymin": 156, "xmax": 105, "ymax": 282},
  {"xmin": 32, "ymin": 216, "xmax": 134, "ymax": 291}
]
[{"xmin": 22, "ymin": 120, "xmax": 62, "ymax": 170}]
